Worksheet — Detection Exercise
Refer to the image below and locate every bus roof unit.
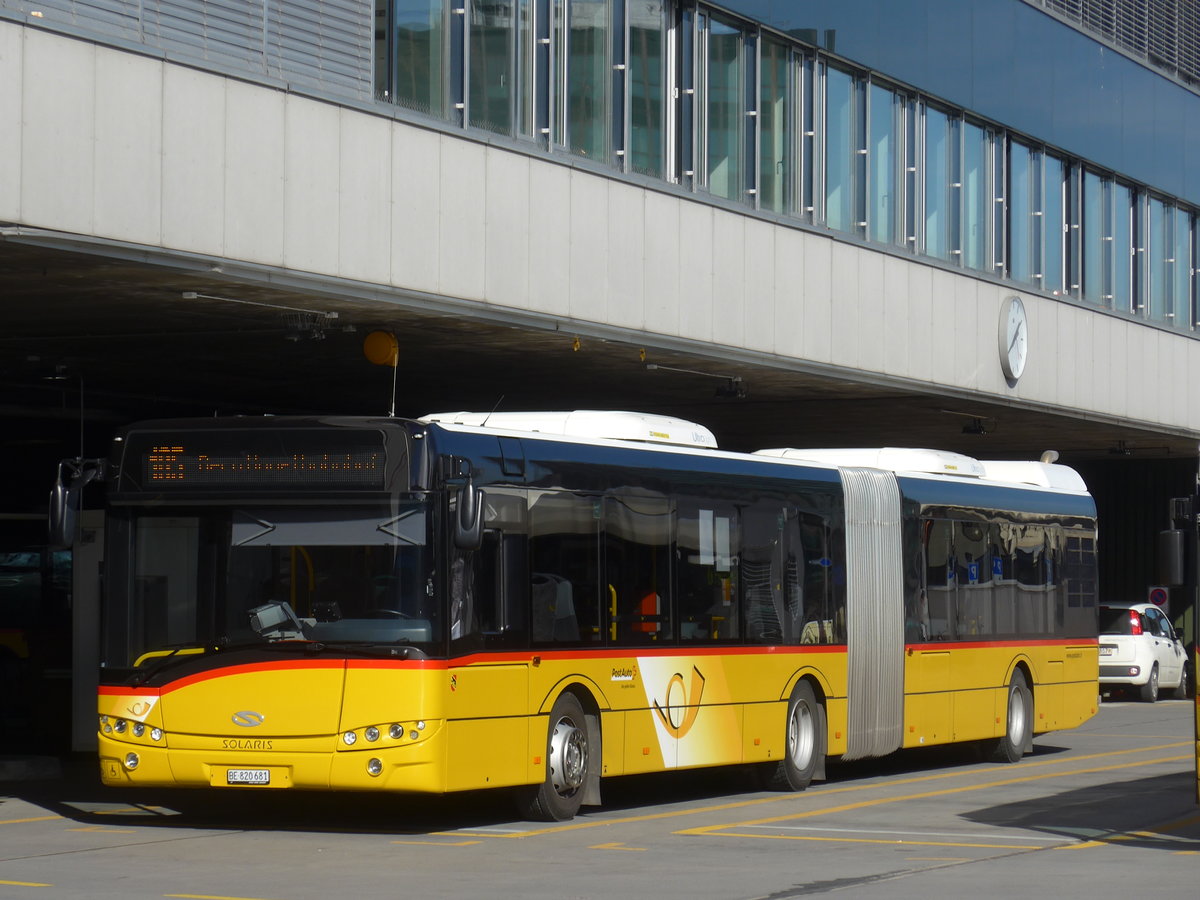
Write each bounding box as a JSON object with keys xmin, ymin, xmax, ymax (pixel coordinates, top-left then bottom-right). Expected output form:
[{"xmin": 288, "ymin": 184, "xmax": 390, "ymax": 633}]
[
  {"xmin": 420, "ymin": 410, "xmax": 719, "ymax": 449},
  {"xmin": 754, "ymin": 447, "xmax": 986, "ymax": 478},
  {"xmin": 978, "ymin": 459, "xmax": 1089, "ymax": 492}
]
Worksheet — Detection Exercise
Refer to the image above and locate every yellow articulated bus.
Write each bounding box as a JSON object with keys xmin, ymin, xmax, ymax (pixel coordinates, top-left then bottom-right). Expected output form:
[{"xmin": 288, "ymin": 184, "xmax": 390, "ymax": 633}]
[{"xmin": 51, "ymin": 410, "xmax": 1098, "ymax": 821}]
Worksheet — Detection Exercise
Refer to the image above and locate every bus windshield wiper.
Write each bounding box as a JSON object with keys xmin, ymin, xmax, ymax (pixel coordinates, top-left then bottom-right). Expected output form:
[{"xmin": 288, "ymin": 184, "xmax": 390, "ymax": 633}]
[{"xmin": 129, "ymin": 644, "xmax": 211, "ymax": 685}]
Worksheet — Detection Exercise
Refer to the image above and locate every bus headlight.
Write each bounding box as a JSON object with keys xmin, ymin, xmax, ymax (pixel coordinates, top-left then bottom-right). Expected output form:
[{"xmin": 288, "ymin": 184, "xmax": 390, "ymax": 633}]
[
  {"xmin": 150, "ymin": 727, "xmax": 163, "ymax": 741},
  {"xmin": 367, "ymin": 758, "xmax": 383, "ymax": 776},
  {"xmin": 389, "ymin": 724, "xmax": 404, "ymax": 740},
  {"xmin": 364, "ymin": 726, "xmax": 380, "ymax": 742},
  {"xmin": 132, "ymin": 722, "xmax": 145, "ymax": 738},
  {"xmin": 342, "ymin": 731, "xmax": 357, "ymax": 746},
  {"xmin": 114, "ymin": 719, "xmax": 128, "ymax": 734},
  {"xmin": 123, "ymin": 752, "xmax": 139, "ymax": 770}
]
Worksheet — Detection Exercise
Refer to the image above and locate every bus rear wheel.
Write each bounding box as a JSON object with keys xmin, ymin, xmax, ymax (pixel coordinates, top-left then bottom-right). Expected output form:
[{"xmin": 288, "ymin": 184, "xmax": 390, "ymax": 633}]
[
  {"xmin": 515, "ymin": 692, "xmax": 590, "ymax": 821},
  {"xmin": 760, "ymin": 681, "xmax": 820, "ymax": 791},
  {"xmin": 990, "ymin": 669, "xmax": 1032, "ymax": 763}
]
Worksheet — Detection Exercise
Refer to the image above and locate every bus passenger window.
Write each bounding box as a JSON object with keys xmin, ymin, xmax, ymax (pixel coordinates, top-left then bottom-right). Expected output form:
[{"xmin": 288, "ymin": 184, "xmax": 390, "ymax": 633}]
[
  {"xmin": 742, "ymin": 504, "xmax": 785, "ymax": 644},
  {"xmin": 675, "ymin": 502, "xmax": 737, "ymax": 641},
  {"xmin": 604, "ymin": 495, "xmax": 672, "ymax": 645},
  {"xmin": 529, "ymin": 492, "xmax": 601, "ymax": 644},
  {"xmin": 955, "ymin": 521, "xmax": 993, "ymax": 636},
  {"xmin": 923, "ymin": 518, "xmax": 955, "ymax": 639},
  {"xmin": 797, "ymin": 513, "xmax": 833, "ymax": 644}
]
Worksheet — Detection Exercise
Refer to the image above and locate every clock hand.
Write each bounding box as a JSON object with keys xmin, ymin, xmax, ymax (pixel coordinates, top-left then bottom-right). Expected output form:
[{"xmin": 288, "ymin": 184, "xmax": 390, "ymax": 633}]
[{"xmin": 1009, "ymin": 321, "xmax": 1022, "ymax": 353}]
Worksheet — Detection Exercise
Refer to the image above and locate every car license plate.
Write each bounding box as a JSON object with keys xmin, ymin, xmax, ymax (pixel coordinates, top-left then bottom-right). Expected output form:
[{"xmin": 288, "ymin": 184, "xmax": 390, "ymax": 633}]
[
  {"xmin": 1099, "ymin": 646, "xmax": 1113, "ymax": 657},
  {"xmin": 227, "ymin": 768, "xmax": 270, "ymax": 785}
]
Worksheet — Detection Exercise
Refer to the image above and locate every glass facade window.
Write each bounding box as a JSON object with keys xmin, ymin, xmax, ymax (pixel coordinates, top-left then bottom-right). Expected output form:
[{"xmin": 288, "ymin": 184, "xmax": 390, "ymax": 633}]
[
  {"xmin": 1043, "ymin": 155, "xmax": 1066, "ymax": 295},
  {"xmin": 374, "ymin": 0, "xmax": 1199, "ymax": 336},
  {"xmin": 1147, "ymin": 196, "xmax": 1169, "ymax": 323},
  {"xmin": 1008, "ymin": 141, "xmax": 1037, "ymax": 285},
  {"xmin": 868, "ymin": 83, "xmax": 899, "ymax": 245},
  {"xmin": 824, "ymin": 65, "xmax": 855, "ymax": 232},
  {"xmin": 962, "ymin": 121, "xmax": 990, "ymax": 272},
  {"xmin": 469, "ymin": 0, "xmax": 516, "ymax": 135},
  {"xmin": 759, "ymin": 39, "xmax": 791, "ymax": 214},
  {"xmin": 1081, "ymin": 170, "xmax": 1111, "ymax": 306},
  {"xmin": 923, "ymin": 105, "xmax": 951, "ymax": 261},
  {"xmin": 560, "ymin": 0, "xmax": 612, "ymax": 160},
  {"xmin": 379, "ymin": 0, "xmax": 447, "ymax": 116},
  {"xmin": 628, "ymin": 0, "xmax": 666, "ymax": 178},
  {"xmin": 1171, "ymin": 206, "xmax": 1191, "ymax": 329},
  {"xmin": 704, "ymin": 15, "xmax": 747, "ymax": 202},
  {"xmin": 1114, "ymin": 183, "xmax": 1135, "ymax": 312}
]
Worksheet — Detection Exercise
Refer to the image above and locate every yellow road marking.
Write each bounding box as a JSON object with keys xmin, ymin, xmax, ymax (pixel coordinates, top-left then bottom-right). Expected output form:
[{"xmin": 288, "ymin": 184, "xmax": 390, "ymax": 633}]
[
  {"xmin": 0, "ymin": 816, "xmax": 61, "ymax": 826},
  {"xmin": 165, "ymin": 894, "xmax": 283, "ymax": 900},
  {"xmin": 676, "ymin": 754, "xmax": 1190, "ymax": 838},
  {"xmin": 390, "ymin": 839, "xmax": 481, "ymax": 846},
  {"xmin": 483, "ymin": 741, "xmax": 1192, "ymax": 838},
  {"xmin": 0, "ymin": 881, "xmax": 53, "ymax": 888},
  {"xmin": 689, "ymin": 831, "xmax": 1042, "ymax": 849},
  {"xmin": 67, "ymin": 826, "xmax": 138, "ymax": 834},
  {"xmin": 590, "ymin": 842, "xmax": 647, "ymax": 851}
]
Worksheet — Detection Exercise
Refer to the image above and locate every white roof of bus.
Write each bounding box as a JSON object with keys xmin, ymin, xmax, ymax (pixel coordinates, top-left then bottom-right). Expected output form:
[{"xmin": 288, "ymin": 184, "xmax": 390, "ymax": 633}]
[
  {"xmin": 754, "ymin": 447, "xmax": 987, "ymax": 478},
  {"xmin": 420, "ymin": 410, "xmax": 719, "ymax": 449},
  {"xmin": 417, "ymin": 414, "xmax": 1087, "ymax": 494},
  {"xmin": 754, "ymin": 447, "xmax": 1088, "ymax": 493}
]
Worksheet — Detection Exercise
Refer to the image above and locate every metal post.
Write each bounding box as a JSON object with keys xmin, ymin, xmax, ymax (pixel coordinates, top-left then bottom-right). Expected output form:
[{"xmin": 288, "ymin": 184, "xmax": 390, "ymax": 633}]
[{"xmin": 1194, "ymin": 446, "xmax": 1200, "ymax": 805}]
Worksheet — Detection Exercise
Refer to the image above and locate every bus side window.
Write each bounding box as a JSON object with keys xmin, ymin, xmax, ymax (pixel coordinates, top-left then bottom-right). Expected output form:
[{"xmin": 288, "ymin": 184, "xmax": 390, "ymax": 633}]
[
  {"xmin": 742, "ymin": 503, "xmax": 784, "ymax": 644},
  {"xmin": 529, "ymin": 491, "xmax": 601, "ymax": 644},
  {"xmin": 451, "ymin": 529, "xmax": 530, "ymax": 653},
  {"xmin": 675, "ymin": 501, "xmax": 737, "ymax": 641},
  {"xmin": 923, "ymin": 518, "xmax": 955, "ymax": 640},
  {"xmin": 797, "ymin": 513, "xmax": 832, "ymax": 645},
  {"xmin": 603, "ymin": 494, "xmax": 672, "ymax": 645}
]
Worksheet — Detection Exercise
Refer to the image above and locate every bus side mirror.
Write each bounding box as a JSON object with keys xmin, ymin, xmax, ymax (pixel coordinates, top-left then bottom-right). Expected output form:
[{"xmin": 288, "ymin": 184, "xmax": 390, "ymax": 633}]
[
  {"xmin": 454, "ymin": 476, "xmax": 486, "ymax": 550},
  {"xmin": 1158, "ymin": 528, "xmax": 1187, "ymax": 587},
  {"xmin": 48, "ymin": 458, "xmax": 105, "ymax": 550}
]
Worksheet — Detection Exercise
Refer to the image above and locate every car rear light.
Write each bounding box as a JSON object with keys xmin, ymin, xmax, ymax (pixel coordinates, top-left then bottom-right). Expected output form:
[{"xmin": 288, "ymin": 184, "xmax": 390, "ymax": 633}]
[{"xmin": 1128, "ymin": 611, "xmax": 1142, "ymax": 635}]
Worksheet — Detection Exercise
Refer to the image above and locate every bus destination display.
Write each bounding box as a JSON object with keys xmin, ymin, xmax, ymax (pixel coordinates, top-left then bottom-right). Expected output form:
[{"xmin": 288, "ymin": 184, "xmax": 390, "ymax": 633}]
[{"xmin": 141, "ymin": 441, "xmax": 386, "ymax": 489}]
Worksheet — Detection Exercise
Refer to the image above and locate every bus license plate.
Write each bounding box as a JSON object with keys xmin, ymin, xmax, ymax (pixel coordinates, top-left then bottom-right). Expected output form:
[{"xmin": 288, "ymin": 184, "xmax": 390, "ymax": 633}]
[
  {"xmin": 227, "ymin": 768, "xmax": 270, "ymax": 785},
  {"xmin": 1099, "ymin": 646, "xmax": 1113, "ymax": 657}
]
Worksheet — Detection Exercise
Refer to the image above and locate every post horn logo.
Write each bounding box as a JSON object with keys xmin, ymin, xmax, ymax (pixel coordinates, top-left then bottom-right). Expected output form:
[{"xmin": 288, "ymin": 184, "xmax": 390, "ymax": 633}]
[
  {"xmin": 652, "ymin": 666, "xmax": 705, "ymax": 739},
  {"xmin": 232, "ymin": 711, "xmax": 265, "ymax": 727}
]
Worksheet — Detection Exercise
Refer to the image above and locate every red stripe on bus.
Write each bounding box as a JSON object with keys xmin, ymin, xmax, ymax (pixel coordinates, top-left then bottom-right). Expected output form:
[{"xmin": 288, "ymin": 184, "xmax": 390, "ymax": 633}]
[
  {"xmin": 904, "ymin": 638, "xmax": 1099, "ymax": 650},
  {"xmin": 98, "ymin": 637, "xmax": 1093, "ymax": 692}
]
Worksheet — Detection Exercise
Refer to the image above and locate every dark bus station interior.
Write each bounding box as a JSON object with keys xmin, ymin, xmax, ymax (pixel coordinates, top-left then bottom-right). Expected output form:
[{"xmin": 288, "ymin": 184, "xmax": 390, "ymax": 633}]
[{"xmin": 2, "ymin": 236, "xmax": 1195, "ymax": 755}]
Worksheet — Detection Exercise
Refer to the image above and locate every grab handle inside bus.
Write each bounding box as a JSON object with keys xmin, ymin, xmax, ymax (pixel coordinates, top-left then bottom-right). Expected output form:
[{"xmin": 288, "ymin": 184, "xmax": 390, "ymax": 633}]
[{"xmin": 48, "ymin": 457, "xmax": 106, "ymax": 550}]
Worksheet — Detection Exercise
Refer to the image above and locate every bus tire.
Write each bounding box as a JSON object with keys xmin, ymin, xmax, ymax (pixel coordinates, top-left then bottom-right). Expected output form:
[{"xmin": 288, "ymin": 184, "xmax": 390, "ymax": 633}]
[
  {"xmin": 760, "ymin": 680, "xmax": 820, "ymax": 791},
  {"xmin": 515, "ymin": 692, "xmax": 590, "ymax": 821},
  {"xmin": 990, "ymin": 669, "xmax": 1032, "ymax": 763}
]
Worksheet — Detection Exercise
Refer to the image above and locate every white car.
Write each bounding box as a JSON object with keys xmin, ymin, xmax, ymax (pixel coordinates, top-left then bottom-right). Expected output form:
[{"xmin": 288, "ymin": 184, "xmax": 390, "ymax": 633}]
[{"xmin": 1098, "ymin": 602, "xmax": 1188, "ymax": 702}]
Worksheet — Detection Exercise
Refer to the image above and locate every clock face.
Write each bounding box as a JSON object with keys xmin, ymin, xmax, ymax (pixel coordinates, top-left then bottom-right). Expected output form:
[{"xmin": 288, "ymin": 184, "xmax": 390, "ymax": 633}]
[{"xmin": 999, "ymin": 297, "xmax": 1027, "ymax": 381}]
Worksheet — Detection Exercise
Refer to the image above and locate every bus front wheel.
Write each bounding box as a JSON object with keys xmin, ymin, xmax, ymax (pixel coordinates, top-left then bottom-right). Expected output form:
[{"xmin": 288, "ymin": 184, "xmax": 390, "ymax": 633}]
[
  {"xmin": 760, "ymin": 680, "xmax": 821, "ymax": 791},
  {"xmin": 990, "ymin": 669, "xmax": 1032, "ymax": 763},
  {"xmin": 515, "ymin": 692, "xmax": 591, "ymax": 821}
]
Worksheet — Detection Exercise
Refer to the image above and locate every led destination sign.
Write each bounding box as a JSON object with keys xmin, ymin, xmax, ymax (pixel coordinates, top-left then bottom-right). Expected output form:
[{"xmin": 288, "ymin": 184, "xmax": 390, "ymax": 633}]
[{"xmin": 125, "ymin": 428, "xmax": 390, "ymax": 491}]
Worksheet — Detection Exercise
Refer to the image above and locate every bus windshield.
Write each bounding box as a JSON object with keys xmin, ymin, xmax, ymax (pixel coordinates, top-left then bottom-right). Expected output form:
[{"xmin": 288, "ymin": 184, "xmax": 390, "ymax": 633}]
[{"xmin": 105, "ymin": 501, "xmax": 438, "ymax": 668}]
